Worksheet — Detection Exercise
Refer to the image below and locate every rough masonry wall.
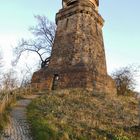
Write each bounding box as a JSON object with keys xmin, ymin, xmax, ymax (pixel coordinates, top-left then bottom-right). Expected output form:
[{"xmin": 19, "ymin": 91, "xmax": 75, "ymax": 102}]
[{"xmin": 31, "ymin": 1, "xmax": 116, "ymax": 94}]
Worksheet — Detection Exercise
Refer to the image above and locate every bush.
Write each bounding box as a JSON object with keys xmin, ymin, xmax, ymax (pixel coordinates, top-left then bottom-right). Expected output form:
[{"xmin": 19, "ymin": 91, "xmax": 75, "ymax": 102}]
[{"xmin": 112, "ymin": 65, "xmax": 139, "ymax": 95}]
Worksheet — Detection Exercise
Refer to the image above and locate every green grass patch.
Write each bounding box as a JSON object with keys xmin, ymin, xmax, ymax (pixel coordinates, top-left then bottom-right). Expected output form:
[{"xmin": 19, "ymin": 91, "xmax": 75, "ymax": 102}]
[
  {"xmin": 0, "ymin": 95, "xmax": 17, "ymax": 137},
  {"xmin": 0, "ymin": 103, "xmax": 12, "ymax": 136},
  {"xmin": 27, "ymin": 89, "xmax": 140, "ymax": 140},
  {"xmin": 0, "ymin": 111, "xmax": 9, "ymax": 133}
]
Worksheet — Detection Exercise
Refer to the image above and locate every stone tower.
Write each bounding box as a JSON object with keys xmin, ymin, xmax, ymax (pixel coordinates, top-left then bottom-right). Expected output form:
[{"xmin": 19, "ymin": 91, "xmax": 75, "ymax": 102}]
[{"xmin": 32, "ymin": 0, "xmax": 116, "ymax": 93}]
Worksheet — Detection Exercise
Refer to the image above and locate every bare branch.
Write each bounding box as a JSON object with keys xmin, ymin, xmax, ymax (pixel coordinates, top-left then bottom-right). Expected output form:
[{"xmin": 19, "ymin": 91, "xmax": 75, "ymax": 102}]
[{"xmin": 13, "ymin": 15, "xmax": 56, "ymax": 68}]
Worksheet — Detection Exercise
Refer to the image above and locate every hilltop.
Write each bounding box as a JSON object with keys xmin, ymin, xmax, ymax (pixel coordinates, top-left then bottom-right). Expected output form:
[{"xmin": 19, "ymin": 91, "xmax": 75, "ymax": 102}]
[{"xmin": 27, "ymin": 89, "xmax": 140, "ymax": 140}]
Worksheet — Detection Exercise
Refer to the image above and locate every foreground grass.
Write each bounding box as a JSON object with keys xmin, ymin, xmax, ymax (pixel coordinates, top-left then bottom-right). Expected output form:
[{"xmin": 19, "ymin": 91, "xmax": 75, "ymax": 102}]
[
  {"xmin": 0, "ymin": 95, "xmax": 16, "ymax": 138},
  {"xmin": 0, "ymin": 111, "xmax": 9, "ymax": 133},
  {"xmin": 27, "ymin": 89, "xmax": 140, "ymax": 140},
  {"xmin": 0, "ymin": 104, "xmax": 12, "ymax": 137}
]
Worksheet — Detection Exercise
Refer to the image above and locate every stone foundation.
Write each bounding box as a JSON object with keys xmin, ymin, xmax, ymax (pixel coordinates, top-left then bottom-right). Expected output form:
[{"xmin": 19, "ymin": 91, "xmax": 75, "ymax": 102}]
[{"xmin": 32, "ymin": 66, "xmax": 116, "ymax": 94}]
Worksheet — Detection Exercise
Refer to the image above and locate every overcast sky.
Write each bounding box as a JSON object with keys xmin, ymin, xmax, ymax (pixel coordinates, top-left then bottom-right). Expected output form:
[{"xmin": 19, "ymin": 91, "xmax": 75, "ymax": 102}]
[{"xmin": 0, "ymin": 0, "xmax": 140, "ymax": 91}]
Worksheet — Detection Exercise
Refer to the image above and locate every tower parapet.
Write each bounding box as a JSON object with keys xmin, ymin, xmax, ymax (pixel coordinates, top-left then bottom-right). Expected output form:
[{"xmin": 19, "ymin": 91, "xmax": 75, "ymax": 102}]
[{"xmin": 62, "ymin": 0, "xmax": 99, "ymax": 10}]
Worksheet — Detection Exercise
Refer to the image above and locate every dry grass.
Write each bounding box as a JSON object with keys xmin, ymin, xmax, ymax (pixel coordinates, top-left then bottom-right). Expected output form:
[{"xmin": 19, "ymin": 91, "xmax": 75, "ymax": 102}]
[{"xmin": 27, "ymin": 89, "xmax": 140, "ymax": 140}]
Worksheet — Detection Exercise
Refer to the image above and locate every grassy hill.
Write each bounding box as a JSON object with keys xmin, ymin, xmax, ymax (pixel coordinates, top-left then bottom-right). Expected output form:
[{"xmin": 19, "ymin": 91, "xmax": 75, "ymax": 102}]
[{"xmin": 27, "ymin": 89, "xmax": 140, "ymax": 140}]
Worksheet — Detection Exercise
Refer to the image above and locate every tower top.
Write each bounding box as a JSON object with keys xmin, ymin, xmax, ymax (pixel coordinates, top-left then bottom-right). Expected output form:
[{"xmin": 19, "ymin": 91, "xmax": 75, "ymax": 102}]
[{"xmin": 62, "ymin": 0, "xmax": 99, "ymax": 8}]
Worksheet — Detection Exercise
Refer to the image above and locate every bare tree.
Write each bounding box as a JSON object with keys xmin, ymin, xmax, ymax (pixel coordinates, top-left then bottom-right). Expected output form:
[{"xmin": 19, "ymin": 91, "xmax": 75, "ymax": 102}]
[
  {"xmin": 0, "ymin": 51, "xmax": 3, "ymax": 71},
  {"xmin": 0, "ymin": 53, "xmax": 2, "ymax": 68},
  {"xmin": 0, "ymin": 51, "xmax": 4, "ymax": 89},
  {"xmin": 2, "ymin": 69, "xmax": 19, "ymax": 91},
  {"xmin": 13, "ymin": 15, "xmax": 56, "ymax": 68},
  {"xmin": 112, "ymin": 65, "xmax": 139, "ymax": 95},
  {"xmin": 19, "ymin": 64, "xmax": 34, "ymax": 87}
]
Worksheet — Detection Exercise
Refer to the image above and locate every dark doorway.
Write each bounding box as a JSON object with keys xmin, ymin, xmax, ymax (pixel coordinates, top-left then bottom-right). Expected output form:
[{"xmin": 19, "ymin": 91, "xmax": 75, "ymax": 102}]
[{"xmin": 52, "ymin": 74, "xmax": 59, "ymax": 90}]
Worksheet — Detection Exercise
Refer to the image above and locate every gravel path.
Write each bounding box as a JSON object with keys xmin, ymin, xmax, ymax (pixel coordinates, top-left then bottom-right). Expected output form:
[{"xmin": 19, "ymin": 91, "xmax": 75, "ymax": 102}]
[{"xmin": 1, "ymin": 95, "xmax": 38, "ymax": 140}]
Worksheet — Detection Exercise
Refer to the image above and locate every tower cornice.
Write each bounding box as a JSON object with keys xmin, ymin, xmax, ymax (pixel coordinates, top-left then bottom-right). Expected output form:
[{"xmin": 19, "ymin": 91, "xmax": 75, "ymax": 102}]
[{"xmin": 56, "ymin": 2, "xmax": 104, "ymax": 27}]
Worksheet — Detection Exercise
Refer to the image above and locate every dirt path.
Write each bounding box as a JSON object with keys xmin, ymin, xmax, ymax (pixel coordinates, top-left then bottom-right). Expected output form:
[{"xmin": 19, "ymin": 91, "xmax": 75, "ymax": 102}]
[{"xmin": 1, "ymin": 95, "xmax": 39, "ymax": 140}]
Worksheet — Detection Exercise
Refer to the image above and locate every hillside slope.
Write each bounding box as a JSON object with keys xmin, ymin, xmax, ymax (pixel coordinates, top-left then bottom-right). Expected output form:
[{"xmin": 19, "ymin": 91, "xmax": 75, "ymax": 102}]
[{"xmin": 27, "ymin": 89, "xmax": 140, "ymax": 140}]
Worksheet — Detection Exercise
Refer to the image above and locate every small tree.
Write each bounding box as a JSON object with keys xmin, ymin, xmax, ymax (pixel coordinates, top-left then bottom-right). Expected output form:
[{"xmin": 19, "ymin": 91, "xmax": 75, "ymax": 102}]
[
  {"xmin": 0, "ymin": 52, "xmax": 3, "ymax": 69},
  {"xmin": 19, "ymin": 64, "xmax": 34, "ymax": 88},
  {"xmin": 112, "ymin": 65, "xmax": 139, "ymax": 95},
  {"xmin": 2, "ymin": 69, "xmax": 19, "ymax": 91},
  {"xmin": 0, "ymin": 51, "xmax": 4, "ymax": 89},
  {"xmin": 13, "ymin": 15, "xmax": 56, "ymax": 68},
  {"xmin": 0, "ymin": 51, "xmax": 3, "ymax": 71}
]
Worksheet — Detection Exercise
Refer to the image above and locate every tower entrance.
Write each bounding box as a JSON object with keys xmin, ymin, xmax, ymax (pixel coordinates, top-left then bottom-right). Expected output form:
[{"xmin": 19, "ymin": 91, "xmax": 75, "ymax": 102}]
[{"xmin": 52, "ymin": 74, "xmax": 59, "ymax": 90}]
